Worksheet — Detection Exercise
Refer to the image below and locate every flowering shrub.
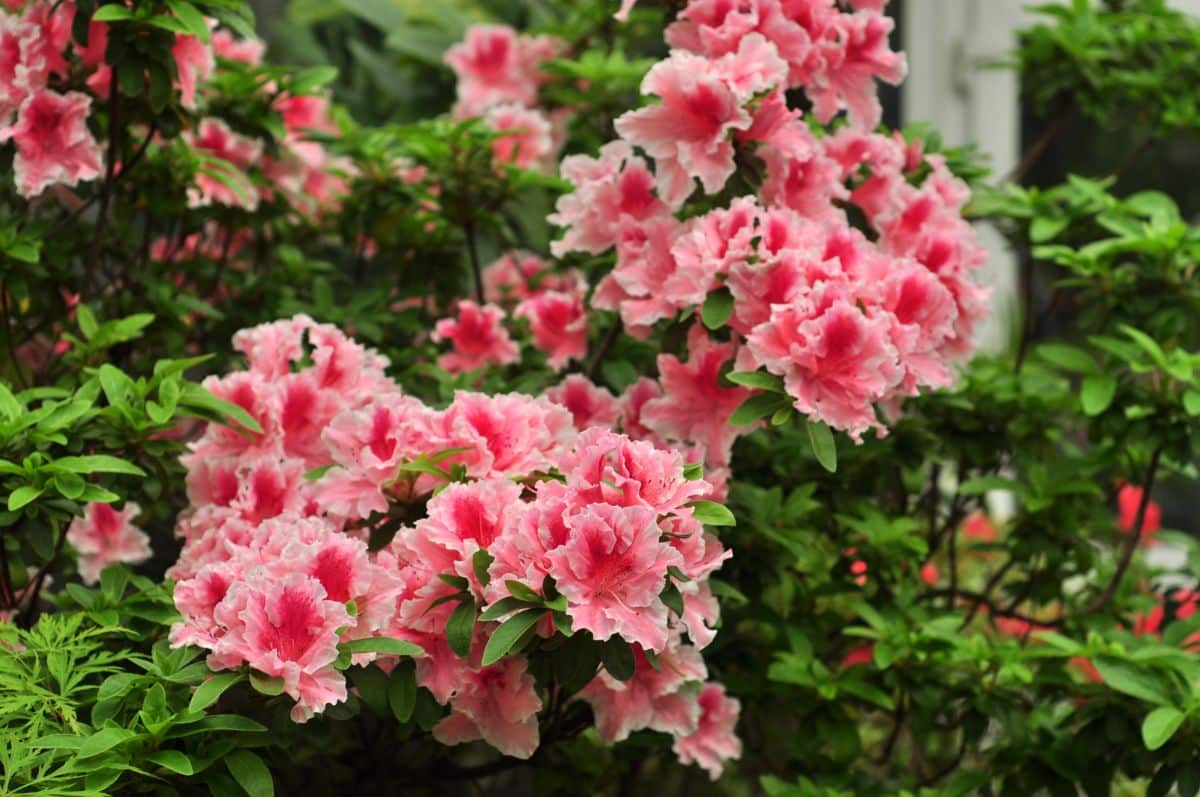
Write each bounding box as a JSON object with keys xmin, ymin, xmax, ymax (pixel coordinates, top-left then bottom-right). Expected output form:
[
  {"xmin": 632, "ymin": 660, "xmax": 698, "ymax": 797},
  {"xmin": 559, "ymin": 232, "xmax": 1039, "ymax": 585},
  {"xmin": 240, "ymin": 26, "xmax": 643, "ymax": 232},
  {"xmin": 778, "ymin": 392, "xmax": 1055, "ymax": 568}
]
[{"xmin": 3, "ymin": 0, "xmax": 1200, "ymax": 795}]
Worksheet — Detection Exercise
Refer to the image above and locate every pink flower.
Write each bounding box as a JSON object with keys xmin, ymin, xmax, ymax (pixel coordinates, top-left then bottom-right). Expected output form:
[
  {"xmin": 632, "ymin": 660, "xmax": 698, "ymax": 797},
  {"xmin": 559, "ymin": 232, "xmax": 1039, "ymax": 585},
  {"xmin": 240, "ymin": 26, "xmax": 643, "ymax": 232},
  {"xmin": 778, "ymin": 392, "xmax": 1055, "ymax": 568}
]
[
  {"xmin": 172, "ymin": 33, "xmax": 215, "ymax": 110},
  {"xmin": 186, "ymin": 118, "xmax": 262, "ymax": 210},
  {"xmin": 577, "ymin": 637, "xmax": 707, "ymax": 742},
  {"xmin": 66, "ymin": 502, "xmax": 151, "ymax": 584},
  {"xmin": 483, "ymin": 251, "xmax": 570, "ymax": 303},
  {"xmin": 438, "ymin": 391, "xmax": 574, "ymax": 479},
  {"xmin": 444, "ymin": 25, "xmax": 561, "ymax": 117},
  {"xmin": 615, "ymin": 36, "xmax": 786, "ymax": 206},
  {"xmin": 746, "ymin": 283, "xmax": 902, "ymax": 439},
  {"xmin": 559, "ymin": 427, "xmax": 710, "ymax": 514},
  {"xmin": 672, "ymin": 682, "xmax": 742, "ymax": 780},
  {"xmin": 615, "ymin": 0, "xmax": 639, "ymax": 21},
  {"xmin": 213, "ymin": 29, "xmax": 266, "ymax": 66},
  {"xmin": 806, "ymin": 10, "xmax": 906, "ymax": 130},
  {"xmin": 75, "ymin": 17, "xmax": 111, "ymax": 97},
  {"xmin": 1118, "ymin": 484, "xmax": 1162, "ymax": 538},
  {"xmin": 211, "ymin": 572, "xmax": 351, "ymax": 721},
  {"xmin": 546, "ymin": 375, "xmax": 621, "ymax": 431},
  {"xmin": 549, "ymin": 141, "xmax": 670, "ymax": 257},
  {"xmin": 275, "ymin": 94, "xmax": 338, "ymax": 137},
  {"xmin": 514, "ymin": 289, "xmax": 589, "ymax": 370},
  {"xmin": 432, "ymin": 301, "xmax": 519, "ymax": 373},
  {"xmin": 618, "ymin": 377, "xmax": 665, "ymax": 443},
  {"xmin": 485, "ymin": 103, "xmax": 556, "ymax": 171},
  {"xmin": 0, "ymin": 89, "xmax": 102, "ymax": 197},
  {"xmin": 416, "ymin": 479, "xmax": 524, "ymax": 589},
  {"xmin": 641, "ymin": 325, "xmax": 755, "ymax": 465},
  {"xmin": 433, "ymin": 654, "xmax": 543, "ymax": 759},
  {"xmin": 546, "ymin": 504, "xmax": 683, "ymax": 651},
  {"xmin": 592, "ymin": 215, "xmax": 687, "ymax": 336}
]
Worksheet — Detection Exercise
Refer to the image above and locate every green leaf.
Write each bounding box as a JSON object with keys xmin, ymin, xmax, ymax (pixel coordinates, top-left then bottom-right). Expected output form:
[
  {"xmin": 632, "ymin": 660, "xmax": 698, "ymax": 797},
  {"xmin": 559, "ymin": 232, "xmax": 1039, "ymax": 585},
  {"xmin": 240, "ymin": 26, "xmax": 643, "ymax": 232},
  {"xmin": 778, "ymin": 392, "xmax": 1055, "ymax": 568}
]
[
  {"xmin": 92, "ymin": 4, "xmax": 135, "ymax": 21},
  {"xmin": 688, "ymin": 500, "xmax": 736, "ymax": 527},
  {"xmin": 506, "ymin": 579, "xmax": 543, "ymax": 603},
  {"xmin": 77, "ymin": 305, "xmax": 98, "ymax": 339},
  {"xmin": 1094, "ymin": 658, "xmax": 1174, "ymax": 705},
  {"xmin": 481, "ymin": 609, "xmax": 543, "ymax": 666},
  {"xmin": 290, "ymin": 65, "xmax": 340, "ymax": 96},
  {"xmin": 682, "ymin": 462, "xmax": 704, "ymax": 480},
  {"xmin": 807, "ymin": 421, "xmax": 837, "ymax": 473},
  {"xmin": 1143, "ymin": 706, "xmax": 1185, "ymax": 751},
  {"xmin": 226, "ymin": 750, "xmax": 274, "ymax": 797},
  {"xmin": 180, "ymin": 384, "xmax": 263, "ymax": 434},
  {"xmin": 729, "ymin": 392, "xmax": 789, "ymax": 426},
  {"xmin": 248, "ymin": 671, "xmax": 285, "ymax": 696},
  {"xmin": 478, "ymin": 596, "xmax": 537, "ymax": 622},
  {"xmin": 472, "ymin": 549, "xmax": 493, "ymax": 588},
  {"xmin": 8, "ymin": 485, "xmax": 42, "ymax": 512},
  {"xmin": 1081, "ymin": 375, "xmax": 1117, "ymax": 416},
  {"xmin": 725, "ymin": 370, "xmax": 785, "ymax": 391},
  {"xmin": 446, "ymin": 599, "xmax": 476, "ymax": 660},
  {"xmin": 78, "ymin": 727, "xmax": 136, "ymax": 758},
  {"xmin": 387, "ymin": 660, "xmax": 417, "ymax": 723},
  {"xmin": 189, "ymin": 673, "xmax": 243, "ymax": 713},
  {"xmin": 304, "ymin": 464, "xmax": 334, "ymax": 481},
  {"xmin": 1183, "ymin": 391, "xmax": 1200, "ymax": 417},
  {"xmin": 49, "ymin": 455, "xmax": 146, "ymax": 476},
  {"xmin": 1037, "ymin": 343, "xmax": 1096, "ymax": 373},
  {"xmin": 601, "ymin": 637, "xmax": 636, "ymax": 681},
  {"xmin": 700, "ymin": 288, "xmax": 734, "ymax": 330},
  {"xmin": 147, "ymin": 749, "xmax": 194, "ymax": 775},
  {"xmin": 165, "ymin": 0, "xmax": 209, "ymax": 40},
  {"xmin": 340, "ymin": 637, "xmax": 424, "ymax": 657}
]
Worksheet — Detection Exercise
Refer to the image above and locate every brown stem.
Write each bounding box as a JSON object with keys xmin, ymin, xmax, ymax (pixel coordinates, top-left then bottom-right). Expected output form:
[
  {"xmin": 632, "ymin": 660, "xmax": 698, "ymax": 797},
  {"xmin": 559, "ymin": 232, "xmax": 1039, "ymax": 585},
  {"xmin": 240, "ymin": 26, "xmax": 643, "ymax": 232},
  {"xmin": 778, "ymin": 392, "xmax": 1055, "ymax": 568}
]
[
  {"xmin": 18, "ymin": 519, "xmax": 68, "ymax": 628},
  {"xmin": 585, "ymin": 317, "xmax": 624, "ymax": 381},
  {"xmin": 1005, "ymin": 98, "xmax": 1075, "ymax": 184},
  {"xmin": 959, "ymin": 558, "xmax": 1017, "ymax": 629},
  {"xmin": 84, "ymin": 91, "xmax": 122, "ymax": 300},
  {"xmin": 1082, "ymin": 446, "xmax": 1164, "ymax": 615},
  {"xmin": 464, "ymin": 220, "xmax": 485, "ymax": 306}
]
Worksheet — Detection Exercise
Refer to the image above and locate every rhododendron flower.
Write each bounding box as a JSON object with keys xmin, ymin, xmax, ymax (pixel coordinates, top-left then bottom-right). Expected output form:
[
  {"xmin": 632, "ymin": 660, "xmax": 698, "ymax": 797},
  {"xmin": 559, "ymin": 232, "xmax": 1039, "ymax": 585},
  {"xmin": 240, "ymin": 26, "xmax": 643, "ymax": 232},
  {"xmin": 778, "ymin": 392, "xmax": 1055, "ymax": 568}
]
[
  {"xmin": 416, "ymin": 479, "xmax": 524, "ymax": 588},
  {"xmin": 546, "ymin": 375, "xmax": 621, "ymax": 431},
  {"xmin": 0, "ymin": 89, "xmax": 102, "ymax": 197},
  {"xmin": 434, "ymin": 655, "xmax": 543, "ymax": 759},
  {"xmin": 641, "ymin": 325, "xmax": 755, "ymax": 465},
  {"xmin": 485, "ymin": 103, "xmax": 556, "ymax": 171},
  {"xmin": 577, "ymin": 637, "xmax": 706, "ymax": 742},
  {"xmin": 806, "ymin": 10, "xmax": 906, "ymax": 130},
  {"xmin": 445, "ymin": 25, "xmax": 561, "ymax": 117},
  {"xmin": 211, "ymin": 573, "xmax": 351, "ymax": 721},
  {"xmin": 186, "ymin": 118, "xmax": 262, "ymax": 210},
  {"xmin": 549, "ymin": 141, "xmax": 671, "ymax": 257},
  {"xmin": 672, "ymin": 683, "xmax": 742, "ymax": 780},
  {"xmin": 546, "ymin": 504, "xmax": 683, "ymax": 651},
  {"xmin": 962, "ymin": 512, "xmax": 997, "ymax": 542},
  {"xmin": 747, "ymin": 284, "xmax": 902, "ymax": 440},
  {"xmin": 172, "ymin": 33, "xmax": 215, "ymax": 111},
  {"xmin": 438, "ymin": 391, "xmax": 574, "ymax": 478},
  {"xmin": 615, "ymin": 35, "xmax": 787, "ymax": 206},
  {"xmin": 432, "ymin": 301, "xmax": 519, "ymax": 373},
  {"xmin": 560, "ymin": 427, "xmax": 711, "ymax": 513},
  {"xmin": 213, "ymin": 29, "xmax": 266, "ymax": 65},
  {"xmin": 514, "ymin": 289, "xmax": 588, "ymax": 370},
  {"xmin": 66, "ymin": 502, "xmax": 152, "ymax": 584},
  {"xmin": 1118, "ymin": 483, "xmax": 1162, "ymax": 536},
  {"xmin": 591, "ymin": 215, "xmax": 688, "ymax": 336}
]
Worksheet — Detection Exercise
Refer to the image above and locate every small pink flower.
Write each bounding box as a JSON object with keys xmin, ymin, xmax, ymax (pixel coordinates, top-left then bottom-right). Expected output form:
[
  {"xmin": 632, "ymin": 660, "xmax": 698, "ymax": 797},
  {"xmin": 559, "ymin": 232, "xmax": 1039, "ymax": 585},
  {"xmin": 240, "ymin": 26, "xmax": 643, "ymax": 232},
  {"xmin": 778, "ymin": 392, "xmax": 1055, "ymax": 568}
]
[
  {"xmin": 0, "ymin": 88, "xmax": 102, "ymax": 197},
  {"xmin": 577, "ymin": 637, "xmax": 707, "ymax": 742},
  {"xmin": 415, "ymin": 479, "xmax": 524, "ymax": 590},
  {"xmin": 212, "ymin": 29, "xmax": 266, "ymax": 65},
  {"xmin": 546, "ymin": 375, "xmax": 621, "ymax": 431},
  {"xmin": 806, "ymin": 10, "xmax": 906, "ymax": 130},
  {"xmin": 172, "ymin": 33, "xmax": 215, "ymax": 111},
  {"xmin": 641, "ymin": 325, "xmax": 755, "ymax": 466},
  {"xmin": 546, "ymin": 504, "xmax": 683, "ymax": 651},
  {"xmin": 514, "ymin": 289, "xmax": 589, "ymax": 370},
  {"xmin": 549, "ymin": 141, "xmax": 670, "ymax": 257},
  {"xmin": 211, "ymin": 572, "xmax": 351, "ymax": 721},
  {"xmin": 485, "ymin": 103, "xmax": 556, "ymax": 171},
  {"xmin": 186, "ymin": 118, "xmax": 262, "ymax": 210},
  {"xmin": 438, "ymin": 391, "xmax": 575, "ymax": 479},
  {"xmin": 559, "ymin": 427, "xmax": 710, "ymax": 514},
  {"xmin": 433, "ymin": 654, "xmax": 543, "ymax": 759},
  {"xmin": 746, "ymin": 283, "xmax": 902, "ymax": 440},
  {"xmin": 433, "ymin": 301, "xmax": 519, "ymax": 373},
  {"xmin": 275, "ymin": 93, "xmax": 338, "ymax": 137},
  {"xmin": 445, "ymin": 25, "xmax": 561, "ymax": 117},
  {"xmin": 672, "ymin": 682, "xmax": 742, "ymax": 780},
  {"xmin": 66, "ymin": 502, "xmax": 152, "ymax": 584}
]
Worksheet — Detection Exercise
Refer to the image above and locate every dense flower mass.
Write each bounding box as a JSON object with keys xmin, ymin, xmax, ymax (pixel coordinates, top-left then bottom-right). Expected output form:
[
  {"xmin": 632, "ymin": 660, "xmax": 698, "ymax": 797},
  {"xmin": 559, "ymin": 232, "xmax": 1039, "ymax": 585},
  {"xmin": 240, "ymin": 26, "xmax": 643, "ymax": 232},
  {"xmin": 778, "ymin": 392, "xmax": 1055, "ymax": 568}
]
[
  {"xmin": 546, "ymin": 0, "xmax": 986, "ymax": 444},
  {"xmin": 170, "ymin": 318, "xmax": 738, "ymax": 773}
]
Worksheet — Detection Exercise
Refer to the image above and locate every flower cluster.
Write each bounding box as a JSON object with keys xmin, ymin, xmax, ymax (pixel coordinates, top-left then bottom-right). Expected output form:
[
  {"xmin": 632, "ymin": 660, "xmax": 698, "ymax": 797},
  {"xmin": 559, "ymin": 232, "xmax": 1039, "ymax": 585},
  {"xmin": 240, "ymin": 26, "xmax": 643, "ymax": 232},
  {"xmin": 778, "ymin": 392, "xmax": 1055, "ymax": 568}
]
[
  {"xmin": 0, "ymin": 1, "xmax": 351, "ymax": 216},
  {"xmin": 433, "ymin": 251, "xmax": 591, "ymax": 373},
  {"xmin": 169, "ymin": 317, "xmax": 739, "ymax": 775},
  {"xmin": 549, "ymin": 0, "xmax": 988, "ymax": 442},
  {"xmin": 445, "ymin": 24, "xmax": 565, "ymax": 172}
]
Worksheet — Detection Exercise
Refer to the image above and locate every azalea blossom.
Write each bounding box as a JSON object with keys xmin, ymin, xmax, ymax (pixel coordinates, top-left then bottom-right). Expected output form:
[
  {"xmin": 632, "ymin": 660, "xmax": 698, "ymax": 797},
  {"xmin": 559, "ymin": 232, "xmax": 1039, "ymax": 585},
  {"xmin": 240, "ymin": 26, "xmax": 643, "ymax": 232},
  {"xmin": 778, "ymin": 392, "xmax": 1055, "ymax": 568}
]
[
  {"xmin": 66, "ymin": 502, "xmax": 152, "ymax": 585},
  {"xmin": 0, "ymin": 88, "xmax": 102, "ymax": 198},
  {"xmin": 432, "ymin": 301, "xmax": 520, "ymax": 373}
]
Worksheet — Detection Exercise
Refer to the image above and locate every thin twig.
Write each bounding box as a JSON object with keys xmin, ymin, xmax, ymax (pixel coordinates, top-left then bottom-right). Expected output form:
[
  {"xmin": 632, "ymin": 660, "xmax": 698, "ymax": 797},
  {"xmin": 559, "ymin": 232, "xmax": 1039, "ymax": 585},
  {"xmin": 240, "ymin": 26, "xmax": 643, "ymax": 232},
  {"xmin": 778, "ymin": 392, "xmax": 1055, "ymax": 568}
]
[
  {"xmin": 1004, "ymin": 98, "xmax": 1075, "ymax": 184},
  {"xmin": 464, "ymin": 219, "xmax": 485, "ymax": 305},
  {"xmin": 84, "ymin": 91, "xmax": 122, "ymax": 299},
  {"xmin": 585, "ymin": 318, "xmax": 623, "ymax": 381}
]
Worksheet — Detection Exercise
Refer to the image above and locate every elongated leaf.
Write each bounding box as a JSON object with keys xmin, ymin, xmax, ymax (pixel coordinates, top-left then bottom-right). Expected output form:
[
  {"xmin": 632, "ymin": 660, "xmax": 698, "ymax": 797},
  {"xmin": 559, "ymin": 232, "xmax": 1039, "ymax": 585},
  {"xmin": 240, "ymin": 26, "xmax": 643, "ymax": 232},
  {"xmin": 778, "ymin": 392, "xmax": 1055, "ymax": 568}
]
[
  {"xmin": 148, "ymin": 749, "xmax": 194, "ymax": 775},
  {"xmin": 446, "ymin": 600, "xmax": 476, "ymax": 659},
  {"xmin": 227, "ymin": 750, "xmax": 274, "ymax": 797},
  {"xmin": 341, "ymin": 637, "xmax": 424, "ymax": 657},
  {"xmin": 481, "ymin": 609, "xmax": 543, "ymax": 666},
  {"xmin": 8, "ymin": 485, "xmax": 42, "ymax": 512},
  {"xmin": 1081, "ymin": 375, "xmax": 1117, "ymax": 416},
  {"xmin": 189, "ymin": 673, "xmax": 243, "ymax": 713},
  {"xmin": 1143, "ymin": 706, "xmax": 1185, "ymax": 751},
  {"xmin": 807, "ymin": 421, "xmax": 837, "ymax": 473},
  {"xmin": 49, "ymin": 455, "xmax": 146, "ymax": 476},
  {"xmin": 689, "ymin": 500, "xmax": 736, "ymax": 527}
]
